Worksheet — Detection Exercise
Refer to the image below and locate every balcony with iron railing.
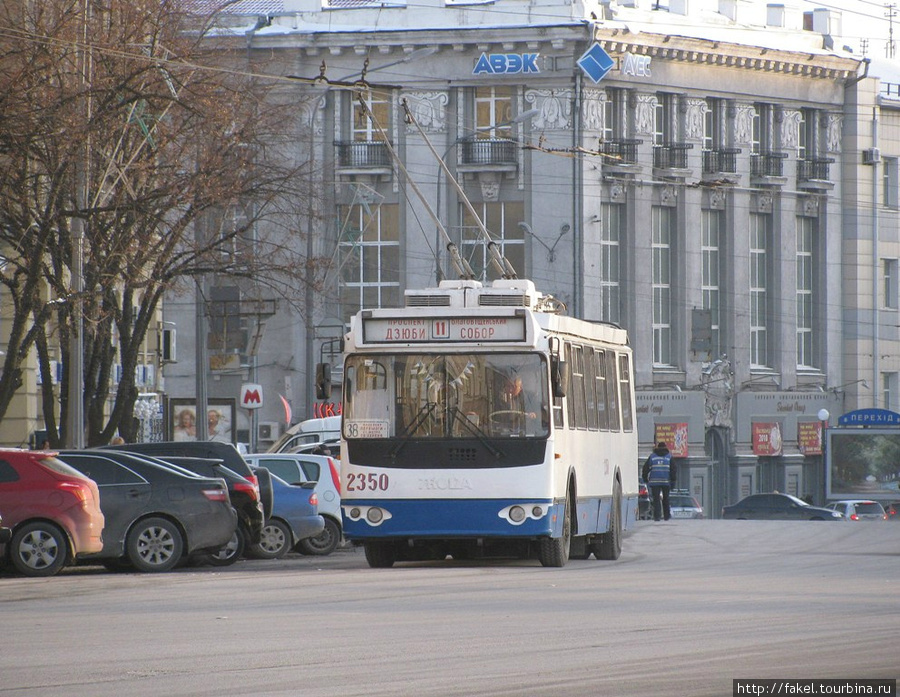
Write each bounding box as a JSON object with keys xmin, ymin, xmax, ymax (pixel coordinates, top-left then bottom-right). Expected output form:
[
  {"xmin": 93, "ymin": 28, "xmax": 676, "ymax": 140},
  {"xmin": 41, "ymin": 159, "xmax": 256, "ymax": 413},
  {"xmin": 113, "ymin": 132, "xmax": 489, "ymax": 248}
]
[
  {"xmin": 458, "ymin": 137, "xmax": 519, "ymax": 167},
  {"xmin": 653, "ymin": 142, "xmax": 693, "ymax": 170},
  {"xmin": 797, "ymin": 157, "xmax": 835, "ymax": 190},
  {"xmin": 702, "ymin": 148, "xmax": 740, "ymax": 175},
  {"xmin": 597, "ymin": 139, "xmax": 642, "ymax": 168},
  {"xmin": 750, "ymin": 151, "xmax": 788, "ymax": 178},
  {"xmin": 335, "ymin": 140, "xmax": 392, "ymax": 170}
]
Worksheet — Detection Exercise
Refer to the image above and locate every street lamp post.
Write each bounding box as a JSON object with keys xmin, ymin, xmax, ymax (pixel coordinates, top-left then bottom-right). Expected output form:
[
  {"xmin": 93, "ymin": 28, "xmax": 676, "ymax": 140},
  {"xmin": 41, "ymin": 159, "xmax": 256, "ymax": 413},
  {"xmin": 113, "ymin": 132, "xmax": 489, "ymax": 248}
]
[{"xmin": 818, "ymin": 408, "xmax": 830, "ymax": 504}]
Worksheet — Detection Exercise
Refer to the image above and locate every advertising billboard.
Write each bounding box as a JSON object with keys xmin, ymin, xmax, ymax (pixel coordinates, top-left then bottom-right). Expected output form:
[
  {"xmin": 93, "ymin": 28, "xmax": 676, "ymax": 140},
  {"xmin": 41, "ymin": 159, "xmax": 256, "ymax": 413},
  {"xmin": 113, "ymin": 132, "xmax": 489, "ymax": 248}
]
[{"xmin": 825, "ymin": 427, "xmax": 900, "ymax": 500}]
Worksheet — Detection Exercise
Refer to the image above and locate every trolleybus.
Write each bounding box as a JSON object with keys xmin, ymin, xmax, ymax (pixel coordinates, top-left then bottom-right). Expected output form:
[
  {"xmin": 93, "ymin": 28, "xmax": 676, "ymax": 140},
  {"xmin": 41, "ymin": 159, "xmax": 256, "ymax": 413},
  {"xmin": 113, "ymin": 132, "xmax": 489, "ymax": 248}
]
[{"xmin": 339, "ymin": 278, "xmax": 639, "ymax": 567}]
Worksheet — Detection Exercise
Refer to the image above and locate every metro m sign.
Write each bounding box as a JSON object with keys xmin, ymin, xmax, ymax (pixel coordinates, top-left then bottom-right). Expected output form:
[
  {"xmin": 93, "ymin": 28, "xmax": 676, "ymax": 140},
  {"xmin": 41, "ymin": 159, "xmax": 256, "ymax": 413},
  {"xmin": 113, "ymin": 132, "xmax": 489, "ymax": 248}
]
[{"xmin": 240, "ymin": 383, "xmax": 264, "ymax": 410}]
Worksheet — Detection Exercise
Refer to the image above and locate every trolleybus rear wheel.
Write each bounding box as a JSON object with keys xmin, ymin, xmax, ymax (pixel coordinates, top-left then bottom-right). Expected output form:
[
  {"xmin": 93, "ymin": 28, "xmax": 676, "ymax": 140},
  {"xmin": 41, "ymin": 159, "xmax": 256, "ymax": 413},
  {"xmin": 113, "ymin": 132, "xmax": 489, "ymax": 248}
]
[{"xmin": 592, "ymin": 480, "xmax": 622, "ymax": 560}]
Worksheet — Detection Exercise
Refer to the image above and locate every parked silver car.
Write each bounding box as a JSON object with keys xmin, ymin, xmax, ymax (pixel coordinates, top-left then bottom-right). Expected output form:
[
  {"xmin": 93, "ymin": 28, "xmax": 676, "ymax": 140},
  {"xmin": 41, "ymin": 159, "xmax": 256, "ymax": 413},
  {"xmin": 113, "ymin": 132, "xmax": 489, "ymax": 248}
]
[
  {"xmin": 244, "ymin": 453, "xmax": 342, "ymax": 555},
  {"xmin": 824, "ymin": 500, "xmax": 887, "ymax": 521}
]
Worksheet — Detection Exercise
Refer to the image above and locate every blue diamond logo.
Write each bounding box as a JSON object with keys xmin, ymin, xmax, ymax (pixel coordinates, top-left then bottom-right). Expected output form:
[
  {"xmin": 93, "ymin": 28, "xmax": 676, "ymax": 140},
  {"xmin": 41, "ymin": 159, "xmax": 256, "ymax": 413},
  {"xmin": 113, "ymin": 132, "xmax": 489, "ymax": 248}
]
[{"xmin": 577, "ymin": 43, "xmax": 615, "ymax": 83}]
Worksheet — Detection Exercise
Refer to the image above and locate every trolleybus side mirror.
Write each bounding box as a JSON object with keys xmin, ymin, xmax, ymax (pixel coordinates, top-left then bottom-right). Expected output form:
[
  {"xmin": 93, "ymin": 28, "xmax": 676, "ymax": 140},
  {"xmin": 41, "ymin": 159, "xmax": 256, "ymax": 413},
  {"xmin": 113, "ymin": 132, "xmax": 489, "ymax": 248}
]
[
  {"xmin": 551, "ymin": 358, "xmax": 568, "ymax": 398},
  {"xmin": 316, "ymin": 362, "xmax": 332, "ymax": 400}
]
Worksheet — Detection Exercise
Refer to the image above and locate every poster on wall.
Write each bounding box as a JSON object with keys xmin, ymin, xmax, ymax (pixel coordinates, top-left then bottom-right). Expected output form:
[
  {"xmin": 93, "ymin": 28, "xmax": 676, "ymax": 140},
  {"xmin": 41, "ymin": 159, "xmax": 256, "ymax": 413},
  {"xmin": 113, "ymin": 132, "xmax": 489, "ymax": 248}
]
[
  {"xmin": 797, "ymin": 421, "xmax": 823, "ymax": 455},
  {"xmin": 169, "ymin": 398, "xmax": 236, "ymax": 444},
  {"xmin": 752, "ymin": 422, "xmax": 783, "ymax": 456},
  {"xmin": 654, "ymin": 423, "xmax": 689, "ymax": 457}
]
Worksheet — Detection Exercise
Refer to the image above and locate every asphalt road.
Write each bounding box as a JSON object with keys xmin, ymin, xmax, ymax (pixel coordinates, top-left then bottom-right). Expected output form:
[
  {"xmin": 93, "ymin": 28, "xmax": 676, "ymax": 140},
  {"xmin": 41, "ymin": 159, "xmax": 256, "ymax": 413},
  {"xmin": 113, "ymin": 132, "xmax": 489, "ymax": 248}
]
[{"xmin": 1, "ymin": 520, "xmax": 898, "ymax": 697}]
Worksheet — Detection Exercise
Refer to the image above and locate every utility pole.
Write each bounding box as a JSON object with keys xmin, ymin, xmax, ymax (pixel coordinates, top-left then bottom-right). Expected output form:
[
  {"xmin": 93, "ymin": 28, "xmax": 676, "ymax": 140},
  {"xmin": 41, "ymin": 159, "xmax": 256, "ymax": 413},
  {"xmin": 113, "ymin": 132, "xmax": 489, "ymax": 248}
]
[{"xmin": 886, "ymin": 3, "xmax": 897, "ymax": 58}]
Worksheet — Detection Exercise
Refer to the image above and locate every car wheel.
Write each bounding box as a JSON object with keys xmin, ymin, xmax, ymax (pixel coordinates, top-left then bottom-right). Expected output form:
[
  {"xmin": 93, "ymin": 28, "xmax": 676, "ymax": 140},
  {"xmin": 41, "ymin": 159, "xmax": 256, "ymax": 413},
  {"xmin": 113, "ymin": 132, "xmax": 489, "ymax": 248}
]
[
  {"xmin": 537, "ymin": 492, "xmax": 572, "ymax": 568},
  {"xmin": 126, "ymin": 517, "xmax": 184, "ymax": 573},
  {"xmin": 10, "ymin": 521, "xmax": 69, "ymax": 577},
  {"xmin": 206, "ymin": 526, "xmax": 246, "ymax": 566},
  {"xmin": 296, "ymin": 517, "xmax": 341, "ymax": 556},
  {"xmin": 250, "ymin": 518, "xmax": 293, "ymax": 560},
  {"xmin": 364, "ymin": 541, "xmax": 396, "ymax": 568}
]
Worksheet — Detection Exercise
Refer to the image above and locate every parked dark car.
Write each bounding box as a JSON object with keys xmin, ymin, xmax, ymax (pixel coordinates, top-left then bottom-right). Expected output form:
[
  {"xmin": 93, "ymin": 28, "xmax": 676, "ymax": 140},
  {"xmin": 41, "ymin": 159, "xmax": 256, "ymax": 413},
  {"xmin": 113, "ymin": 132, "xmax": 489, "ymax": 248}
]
[
  {"xmin": 101, "ymin": 441, "xmax": 273, "ymax": 519},
  {"xmin": 248, "ymin": 469, "xmax": 324, "ymax": 559},
  {"xmin": 722, "ymin": 493, "xmax": 843, "ymax": 521},
  {"xmin": 0, "ymin": 449, "xmax": 105, "ymax": 576},
  {"xmin": 139, "ymin": 456, "xmax": 266, "ymax": 565},
  {"xmin": 57, "ymin": 450, "xmax": 237, "ymax": 572}
]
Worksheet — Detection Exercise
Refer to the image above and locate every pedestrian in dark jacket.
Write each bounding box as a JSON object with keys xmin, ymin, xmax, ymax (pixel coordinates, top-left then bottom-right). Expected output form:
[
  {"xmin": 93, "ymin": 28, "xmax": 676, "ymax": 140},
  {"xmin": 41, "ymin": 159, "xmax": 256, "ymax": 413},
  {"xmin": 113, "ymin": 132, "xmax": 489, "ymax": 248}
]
[{"xmin": 642, "ymin": 441, "xmax": 676, "ymax": 521}]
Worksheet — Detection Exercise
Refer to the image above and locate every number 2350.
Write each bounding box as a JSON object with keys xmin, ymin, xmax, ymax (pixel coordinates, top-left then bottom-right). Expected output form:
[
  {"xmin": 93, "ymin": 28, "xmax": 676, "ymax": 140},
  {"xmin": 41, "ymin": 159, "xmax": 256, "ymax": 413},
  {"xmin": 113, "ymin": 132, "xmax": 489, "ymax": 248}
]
[{"xmin": 346, "ymin": 472, "xmax": 390, "ymax": 492}]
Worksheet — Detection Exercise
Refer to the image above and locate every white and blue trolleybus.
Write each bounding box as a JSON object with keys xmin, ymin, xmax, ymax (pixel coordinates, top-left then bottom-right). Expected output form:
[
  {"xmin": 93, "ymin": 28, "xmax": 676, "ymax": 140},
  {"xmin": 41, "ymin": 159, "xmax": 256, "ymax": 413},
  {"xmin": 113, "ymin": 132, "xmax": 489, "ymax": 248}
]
[{"xmin": 340, "ymin": 278, "xmax": 639, "ymax": 567}]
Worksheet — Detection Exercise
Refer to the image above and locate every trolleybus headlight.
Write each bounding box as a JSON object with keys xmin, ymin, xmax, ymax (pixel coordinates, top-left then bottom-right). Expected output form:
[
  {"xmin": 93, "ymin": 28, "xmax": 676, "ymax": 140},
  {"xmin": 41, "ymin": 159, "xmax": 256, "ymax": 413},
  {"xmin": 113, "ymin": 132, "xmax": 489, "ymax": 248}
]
[
  {"xmin": 509, "ymin": 505, "xmax": 526, "ymax": 523},
  {"xmin": 532, "ymin": 505, "xmax": 545, "ymax": 518},
  {"xmin": 349, "ymin": 507, "xmax": 361, "ymax": 520},
  {"xmin": 366, "ymin": 507, "xmax": 384, "ymax": 524}
]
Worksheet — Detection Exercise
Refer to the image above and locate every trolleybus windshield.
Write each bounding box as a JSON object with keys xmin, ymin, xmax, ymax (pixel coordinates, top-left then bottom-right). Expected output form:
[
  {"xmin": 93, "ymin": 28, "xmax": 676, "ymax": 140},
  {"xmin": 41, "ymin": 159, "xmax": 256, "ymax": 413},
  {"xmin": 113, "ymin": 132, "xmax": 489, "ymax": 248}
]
[{"xmin": 344, "ymin": 352, "xmax": 549, "ymax": 440}]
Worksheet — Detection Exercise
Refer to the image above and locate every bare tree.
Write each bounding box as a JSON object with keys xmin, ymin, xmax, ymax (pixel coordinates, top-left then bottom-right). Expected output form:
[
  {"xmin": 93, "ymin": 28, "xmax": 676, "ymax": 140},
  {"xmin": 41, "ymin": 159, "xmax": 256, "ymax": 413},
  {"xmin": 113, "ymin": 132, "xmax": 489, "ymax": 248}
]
[{"xmin": 0, "ymin": 0, "xmax": 321, "ymax": 446}]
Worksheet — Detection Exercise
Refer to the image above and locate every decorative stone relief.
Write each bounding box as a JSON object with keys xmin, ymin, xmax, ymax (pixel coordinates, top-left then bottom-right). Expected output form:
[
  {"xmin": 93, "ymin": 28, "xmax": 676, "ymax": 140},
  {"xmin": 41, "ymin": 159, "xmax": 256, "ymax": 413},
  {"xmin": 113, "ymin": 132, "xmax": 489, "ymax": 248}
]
[
  {"xmin": 479, "ymin": 172, "xmax": 501, "ymax": 201},
  {"xmin": 734, "ymin": 104, "xmax": 755, "ymax": 145},
  {"xmin": 753, "ymin": 191, "xmax": 774, "ymax": 213},
  {"xmin": 685, "ymin": 98, "xmax": 708, "ymax": 141},
  {"xmin": 800, "ymin": 196, "xmax": 819, "ymax": 217},
  {"xmin": 659, "ymin": 185, "xmax": 677, "ymax": 206},
  {"xmin": 582, "ymin": 89, "xmax": 606, "ymax": 133},
  {"xmin": 781, "ymin": 109, "xmax": 801, "ymax": 150},
  {"xmin": 300, "ymin": 93, "xmax": 326, "ymax": 136},
  {"xmin": 401, "ymin": 91, "xmax": 448, "ymax": 134},
  {"xmin": 634, "ymin": 93, "xmax": 657, "ymax": 136},
  {"xmin": 706, "ymin": 188, "xmax": 726, "ymax": 210},
  {"xmin": 608, "ymin": 184, "xmax": 625, "ymax": 202},
  {"xmin": 827, "ymin": 113, "xmax": 842, "ymax": 153},
  {"xmin": 525, "ymin": 88, "xmax": 573, "ymax": 130}
]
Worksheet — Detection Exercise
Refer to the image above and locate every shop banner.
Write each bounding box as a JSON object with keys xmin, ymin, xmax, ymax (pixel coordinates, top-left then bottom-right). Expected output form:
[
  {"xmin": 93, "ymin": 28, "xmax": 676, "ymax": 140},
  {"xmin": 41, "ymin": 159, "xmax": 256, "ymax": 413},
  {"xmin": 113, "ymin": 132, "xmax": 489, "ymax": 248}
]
[
  {"xmin": 752, "ymin": 422, "xmax": 783, "ymax": 456},
  {"xmin": 654, "ymin": 422, "xmax": 689, "ymax": 457},
  {"xmin": 797, "ymin": 421, "xmax": 822, "ymax": 455}
]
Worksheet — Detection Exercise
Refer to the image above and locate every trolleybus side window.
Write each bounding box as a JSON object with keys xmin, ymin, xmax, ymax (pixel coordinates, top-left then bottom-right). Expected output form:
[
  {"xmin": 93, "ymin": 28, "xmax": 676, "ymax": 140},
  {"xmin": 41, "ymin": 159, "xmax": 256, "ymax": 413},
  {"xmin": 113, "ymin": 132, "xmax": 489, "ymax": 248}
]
[
  {"xmin": 585, "ymin": 347, "xmax": 598, "ymax": 431},
  {"xmin": 605, "ymin": 350, "xmax": 620, "ymax": 431},
  {"xmin": 571, "ymin": 344, "xmax": 587, "ymax": 429},
  {"xmin": 595, "ymin": 349, "xmax": 609, "ymax": 431},
  {"xmin": 619, "ymin": 354, "xmax": 634, "ymax": 432}
]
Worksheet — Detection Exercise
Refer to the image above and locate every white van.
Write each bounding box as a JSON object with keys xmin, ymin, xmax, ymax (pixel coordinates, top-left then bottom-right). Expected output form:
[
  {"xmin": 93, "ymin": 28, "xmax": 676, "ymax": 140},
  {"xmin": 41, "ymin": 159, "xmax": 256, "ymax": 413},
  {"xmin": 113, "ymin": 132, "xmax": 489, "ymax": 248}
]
[{"xmin": 268, "ymin": 415, "xmax": 341, "ymax": 454}]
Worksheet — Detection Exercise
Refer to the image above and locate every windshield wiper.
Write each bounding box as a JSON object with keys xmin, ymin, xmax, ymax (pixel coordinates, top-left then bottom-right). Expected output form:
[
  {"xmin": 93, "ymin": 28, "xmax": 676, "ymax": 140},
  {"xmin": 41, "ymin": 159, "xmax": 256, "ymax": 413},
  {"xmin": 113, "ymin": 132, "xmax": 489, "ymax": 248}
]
[
  {"xmin": 389, "ymin": 402, "xmax": 439, "ymax": 459},
  {"xmin": 450, "ymin": 407, "xmax": 504, "ymax": 459}
]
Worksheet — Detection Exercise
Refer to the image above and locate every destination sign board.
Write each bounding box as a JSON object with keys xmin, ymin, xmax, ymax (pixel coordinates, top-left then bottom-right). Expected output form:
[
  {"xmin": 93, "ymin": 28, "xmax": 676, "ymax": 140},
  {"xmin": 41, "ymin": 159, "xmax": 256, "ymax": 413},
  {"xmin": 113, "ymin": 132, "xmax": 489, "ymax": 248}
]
[{"xmin": 362, "ymin": 316, "xmax": 526, "ymax": 344}]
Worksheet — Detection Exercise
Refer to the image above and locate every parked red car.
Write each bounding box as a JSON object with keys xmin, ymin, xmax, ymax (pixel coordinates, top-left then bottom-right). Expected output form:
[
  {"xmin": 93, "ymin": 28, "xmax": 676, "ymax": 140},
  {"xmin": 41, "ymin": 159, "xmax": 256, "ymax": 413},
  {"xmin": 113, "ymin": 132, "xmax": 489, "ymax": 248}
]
[{"xmin": 0, "ymin": 449, "xmax": 105, "ymax": 576}]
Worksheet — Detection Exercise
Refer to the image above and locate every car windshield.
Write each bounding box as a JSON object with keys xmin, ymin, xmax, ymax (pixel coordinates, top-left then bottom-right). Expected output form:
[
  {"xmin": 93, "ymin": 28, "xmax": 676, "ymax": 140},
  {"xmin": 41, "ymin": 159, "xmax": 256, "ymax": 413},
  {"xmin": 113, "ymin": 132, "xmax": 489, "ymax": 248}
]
[
  {"xmin": 855, "ymin": 503, "xmax": 884, "ymax": 514},
  {"xmin": 670, "ymin": 496, "xmax": 695, "ymax": 507},
  {"xmin": 783, "ymin": 494, "xmax": 809, "ymax": 506}
]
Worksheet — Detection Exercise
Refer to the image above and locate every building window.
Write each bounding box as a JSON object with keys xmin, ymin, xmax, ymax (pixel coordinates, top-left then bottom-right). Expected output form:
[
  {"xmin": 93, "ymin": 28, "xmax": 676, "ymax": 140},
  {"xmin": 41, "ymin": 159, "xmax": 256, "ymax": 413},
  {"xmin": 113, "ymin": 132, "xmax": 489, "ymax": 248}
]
[
  {"xmin": 351, "ymin": 89, "xmax": 390, "ymax": 142},
  {"xmin": 884, "ymin": 258, "xmax": 899, "ymax": 309},
  {"xmin": 751, "ymin": 102, "xmax": 774, "ymax": 154},
  {"xmin": 884, "ymin": 157, "xmax": 899, "ymax": 208},
  {"xmin": 652, "ymin": 206, "xmax": 674, "ymax": 367},
  {"xmin": 460, "ymin": 201, "xmax": 525, "ymax": 281},
  {"xmin": 704, "ymin": 97, "xmax": 723, "ymax": 151},
  {"xmin": 474, "ymin": 86, "xmax": 514, "ymax": 139},
  {"xmin": 338, "ymin": 202, "xmax": 400, "ymax": 323},
  {"xmin": 603, "ymin": 88, "xmax": 627, "ymax": 141},
  {"xmin": 599, "ymin": 203, "xmax": 623, "ymax": 324},
  {"xmin": 654, "ymin": 92, "xmax": 677, "ymax": 145},
  {"xmin": 798, "ymin": 108, "xmax": 818, "ymax": 159},
  {"xmin": 701, "ymin": 209, "xmax": 722, "ymax": 357},
  {"xmin": 796, "ymin": 217, "xmax": 816, "ymax": 369},
  {"xmin": 750, "ymin": 213, "xmax": 770, "ymax": 368},
  {"xmin": 882, "ymin": 372, "xmax": 898, "ymax": 410}
]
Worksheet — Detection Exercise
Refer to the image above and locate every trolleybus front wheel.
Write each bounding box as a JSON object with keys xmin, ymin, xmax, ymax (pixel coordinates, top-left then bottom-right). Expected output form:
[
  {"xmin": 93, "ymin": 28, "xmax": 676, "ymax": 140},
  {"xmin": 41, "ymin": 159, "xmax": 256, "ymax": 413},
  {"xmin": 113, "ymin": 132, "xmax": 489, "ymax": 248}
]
[
  {"xmin": 364, "ymin": 541, "xmax": 396, "ymax": 568},
  {"xmin": 537, "ymin": 493, "xmax": 571, "ymax": 567}
]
